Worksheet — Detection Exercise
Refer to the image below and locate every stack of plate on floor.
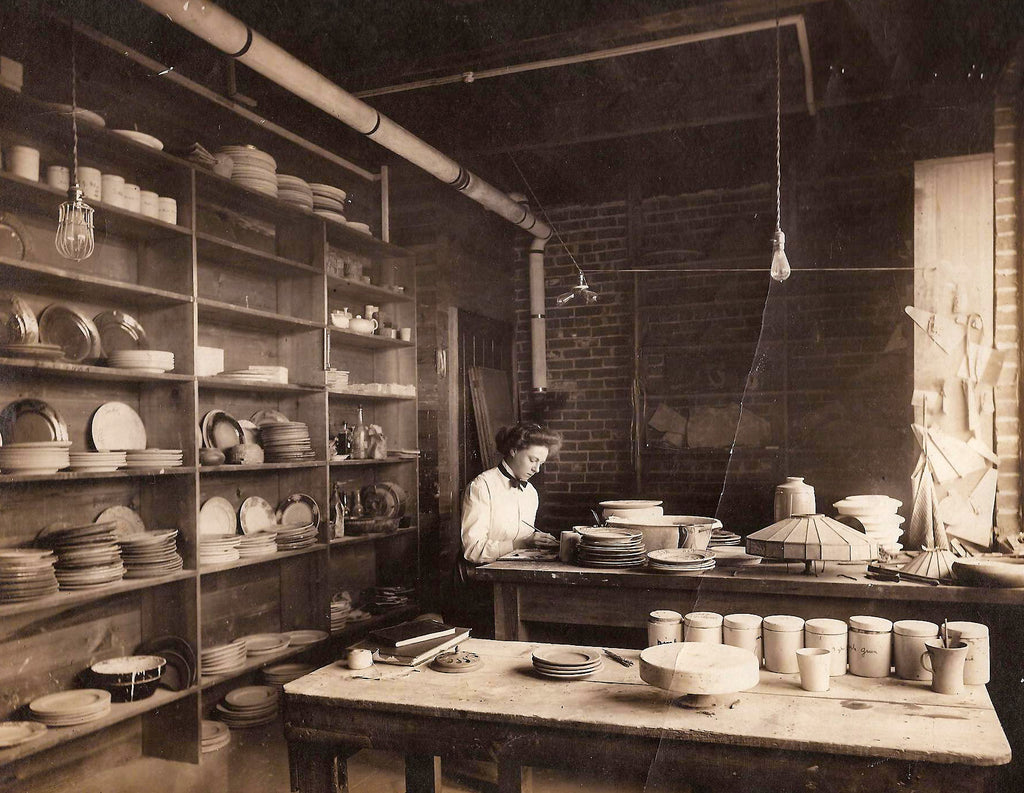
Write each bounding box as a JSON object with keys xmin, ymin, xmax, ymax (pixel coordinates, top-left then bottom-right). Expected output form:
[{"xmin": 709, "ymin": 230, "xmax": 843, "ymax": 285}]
[
  {"xmin": 276, "ymin": 174, "xmax": 314, "ymax": 210},
  {"xmin": 29, "ymin": 690, "xmax": 111, "ymax": 726},
  {"xmin": 68, "ymin": 450, "xmax": 126, "ymax": 472},
  {"xmin": 575, "ymin": 527, "xmax": 646, "ymax": 568},
  {"xmin": 199, "ymin": 535, "xmax": 241, "ymax": 566},
  {"xmin": 646, "ymin": 548, "xmax": 716, "ymax": 575},
  {"xmin": 262, "ymin": 662, "xmax": 315, "ymax": 689},
  {"xmin": 125, "ymin": 449, "xmax": 183, "ymax": 469},
  {"xmin": 201, "ymin": 639, "xmax": 247, "ymax": 677},
  {"xmin": 0, "ymin": 441, "xmax": 71, "ymax": 474},
  {"xmin": 709, "ymin": 546, "xmax": 762, "ymax": 568},
  {"xmin": 239, "ymin": 633, "xmax": 289, "ymax": 657},
  {"xmin": 118, "ymin": 530, "xmax": 184, "ymax": 578},
  {"xmin": 0, "ymin": 549, "xmax": 59, "ymax": 603},
  {"xmin": 106, "ymin": 350, "xmax": 174, "ymax": 373},
  {"xmin": 531, "ymin": 646, "xmax": 603, "ymax": 679},
  {"xmin": 260, "ymin": 422, "xmax": 315, "ymax": 462},
  {"xmin": 201, "ymin": 719, "xmax": 231, "ymax": 753},
  {"xmin": 45, "ymin": 523, "xmax": 125, "ymax": 590},
  {"xmin": 237, "ymin": 532, "xmax": 277, "ymax": 558},
  {"xmin": 217, "ymin": 145, "xmax": 278, "ymax": 196},
  {"xmin": 217, "ymin": 685, "xmax": 279, "ymax": 729},
  {"xmin": 834, "ymin": 495, "xmax": 905, "ymax": 554},
  {"xmin": 310, "ymin": 183, "xmax": 347, "ymax": 224},
  {"xmin": 274, "ymin": 523, "xmax": 318, "ymax": 551},
  {"xmin": 709, "ymin": 528, "xmax": 742, "ymax": 546}
]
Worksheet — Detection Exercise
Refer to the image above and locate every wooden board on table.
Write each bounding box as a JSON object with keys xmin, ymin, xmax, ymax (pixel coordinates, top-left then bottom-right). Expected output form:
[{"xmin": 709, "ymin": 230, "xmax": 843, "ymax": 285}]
[{"xmin": 468, "ymin": 366, "xmax": 514, "ymax": 470}]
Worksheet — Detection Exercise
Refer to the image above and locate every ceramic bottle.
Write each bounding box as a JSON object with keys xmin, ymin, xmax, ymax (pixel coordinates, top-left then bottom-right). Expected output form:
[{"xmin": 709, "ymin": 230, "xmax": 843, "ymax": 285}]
[{"xmin": 774, "ymin": 477, "xmax": 816, "ymax": 521}]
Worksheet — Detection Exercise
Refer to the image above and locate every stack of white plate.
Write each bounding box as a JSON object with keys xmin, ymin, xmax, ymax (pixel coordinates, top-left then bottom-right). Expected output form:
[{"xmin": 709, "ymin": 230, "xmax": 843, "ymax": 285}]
[
  {"xmin": 125, "ymin": 449, "xmax": 183, "ymax": 469},
  {"xmin": 118, "ymin": 530, "xmax": 184, "ymax": 578},
  {"xmin": 199, "ymin": 535, "xmax": 241, "ymax": 566},
  {"xmin": 262, "ymin": 662, "xmax": 314, "ymax": 689},
  {"xmin": 0, "ymin": 549, "xmax": 59, "ymax": 603},
  {"xmin": 217, "ymin": 145, "xmax": 278, "ymax": 196},
  {"xmin": 575, "ymin": 527, "xmax": 646, "ymax": 568},
  {"xmin": 834, "ymin": 495, "xmax": 905, "ymax": 553},
  {"xmin": 276, "ymin": 174, "xmax": 314, "ymax": 210},
  {"xmin": 274, "ymin": 522, "xmax": 318, "ymax": 551},
  {"xmin": 531, "ymin": 646, "xmax": 603, "ymax": 679},
  {"xmin": 260, "ymin": 422, "xmax": 315, "ymax": 462},
  {"xmin": 216, "ymin": 685, "xmax": 279, "ymax": 729},
  {"xmin": 239, "ymin": 633, "xmax": 290, "ymax": 657},
  {"xmin": 0, "ymin": 441, "xmax": 71, "ymax": 474},
  {"xmin": 201, "ymin": 639, "xmax": 247, "ymax": 677},
  {"xmin": 285, "ymin": 629, "xmax": 329, "ymax": 647},
  {"xmin": 29, "ymin": 690, "xmax": 111, "ymax": 726},
  {"xmin": 709, "ymin": 546, "xmax": 762, "ymax": 568},
  {"xmin": 310, "ymin": 183, "xmax": 347, "ymax": 224},
  {"xmin": 69, "ymin": 450, "xmax": 127, "ymax": 472},
  {"xmin": 201, "ymin": 719, "xmax": 231, "ymax": 753},
  {"xmin": 106, "ymin": 350, "xmax": 174, "ymax": 373},
  {"xmin": 216, "ymin": 369, "xmax": 277, "ymax": 384},
  {"xmin": 646, "ymin": 548, "xmax": 716, "ymax": 575},
  {"xmin": 709, "ymin": 528, "xmax": 742, "ymax": 546},
  {"xmin": 330, "ymin": 598, "xmax": 353, "ymax": 632},
  {"xmin": 237, "ymin": 532, "xmax": 277, "ymax": 558},
  {"xmin": 45, "ymin": 523, "xmax": 125, "ymax": 590},
  {"xmin": 369, "ymin": 585, "xmax": 413, "ymax": 611}
]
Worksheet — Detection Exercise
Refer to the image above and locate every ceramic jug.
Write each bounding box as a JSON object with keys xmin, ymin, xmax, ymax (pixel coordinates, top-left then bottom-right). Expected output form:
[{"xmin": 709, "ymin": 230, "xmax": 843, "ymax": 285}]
[
  {"xmin": 774, "ymin": 477, "xmax": 816, "ymax": 521},
  {"xmin": 678, "ymin": 520, "xmax": 714, "ymax": 550}
]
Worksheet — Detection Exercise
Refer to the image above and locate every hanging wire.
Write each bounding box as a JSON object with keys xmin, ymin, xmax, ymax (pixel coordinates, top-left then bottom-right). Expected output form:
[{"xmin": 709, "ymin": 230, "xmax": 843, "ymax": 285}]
[
  {"xmin": 508, "ymin": 153, "xmax": 585, "ymax": 276},
  {"xmin": 70, "ymin": 19, "xmax": 80, "ymax": 186},
  {"xmin": 775, "ymin": 0, "xmax": 782, "ymax": 234}
]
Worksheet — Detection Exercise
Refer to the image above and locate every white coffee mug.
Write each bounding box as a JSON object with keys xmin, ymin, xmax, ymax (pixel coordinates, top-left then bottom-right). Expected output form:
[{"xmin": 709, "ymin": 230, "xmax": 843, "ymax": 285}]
[
  {"xmin": 8, "ymin": 145, "xmax": 40, "ymax": 181},
  {"xmin": 46, "ymin": 165, "xmax": 70, "ymax": 191},
  {"xmin": 78, "ymin": 167, "xmax": 102, "ymax": 200}
]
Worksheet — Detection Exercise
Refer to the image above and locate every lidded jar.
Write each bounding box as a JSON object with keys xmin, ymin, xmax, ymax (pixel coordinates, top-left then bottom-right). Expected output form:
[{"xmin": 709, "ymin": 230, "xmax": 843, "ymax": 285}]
[
  {"xmin": 763, "ymin": 615, "xmax": 805, "ymax": 673},
  {"xmin": 893, "ymin": 620, "xmax": 939, "ymax": 680},
  {"xmin": 683, "ymin": 611, "xmax": 723, "ymax": 644},
  {"xmin": 774, "ymin": 476, "xmax": 816, "ymax": 521},
  {"xmin": 723, "ymin": 613, "xmax": 763, "ymax": 664},
  {"xmin": 945, "ymin": 621, "xmax": 989, "ymax": 685},
  {"xmin": 647, "ymin": 610, "xmax": 682, "ymax": 647},
  {"xmin": 848, "ymin": 615, "xmax": 893, "ymax": 677},
  {"xmin": 804, "ymin": 618, "xmax": 848, "ymax": 676}
]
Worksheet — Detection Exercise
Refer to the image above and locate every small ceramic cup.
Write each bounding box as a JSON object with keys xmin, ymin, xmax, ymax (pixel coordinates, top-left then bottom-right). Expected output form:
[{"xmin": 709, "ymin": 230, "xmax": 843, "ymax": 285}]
[
  {"xmin": 101, "ymin": 173, "xmax": 125, "ymax": 207},
  {"xmin": 921, "ymin": 639, "xmax": 968, "ymax": 695},
  {"xmin": 347, "ymin": 648, "xmax": 374, "ymax": 670},
  {"xmin": 122, "ymin": 183, "xmax": 141, "ymax": 213},
  {"xmin": 140, "ymin": 190, "xmax": 159, "ymax": 218},
  {"xmin": 158, "ymin": 196, "xmax": 177, "ymax": 225},
  {"xmin": 381, "ymin": 328, "xmax": 398, "ymax": 339},
  {"xmin": 46, "ymin": 165, "xmax": 70, "ymax": 191},
  {"xmin": 399, "ymin": 327, "xmax": 412, "ymax": 342},
  {"xmin": 796, "ymin": 647, "xmax": 831, "ymax": 692},
  {"xmin": 78, "ymin": 166, "xmax": 102, "ymax": 200},
  {"xmin": 7, "ymin": 145, "xmax": 39, "ymax": 181}
]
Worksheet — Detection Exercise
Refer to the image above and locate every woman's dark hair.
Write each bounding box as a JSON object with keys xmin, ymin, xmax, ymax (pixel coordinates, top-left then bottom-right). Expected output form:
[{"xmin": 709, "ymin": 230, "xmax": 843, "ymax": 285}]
[{"xmin": 495, "ymin": 422, "xmax": 561, "ymax": 456}]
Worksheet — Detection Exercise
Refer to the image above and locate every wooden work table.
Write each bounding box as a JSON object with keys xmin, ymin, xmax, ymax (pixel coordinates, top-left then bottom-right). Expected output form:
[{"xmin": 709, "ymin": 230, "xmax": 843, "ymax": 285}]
[{"xmin": 283, "ymin": 638, "xmax": 1011, "ymax": 793}]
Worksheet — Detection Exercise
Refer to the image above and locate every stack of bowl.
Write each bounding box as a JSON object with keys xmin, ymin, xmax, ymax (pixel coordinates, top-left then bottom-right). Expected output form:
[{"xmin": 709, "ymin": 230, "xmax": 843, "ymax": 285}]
[{"xmin": 833, "ymin": 495, "xmax": 904, "ymax": 554}]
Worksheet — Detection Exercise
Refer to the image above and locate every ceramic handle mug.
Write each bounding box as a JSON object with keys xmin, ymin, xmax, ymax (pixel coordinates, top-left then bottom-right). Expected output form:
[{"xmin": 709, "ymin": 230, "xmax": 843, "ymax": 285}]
[
  {"xmin": 921, "ymin": 639, "xmax": 968, "ymax": 695},
  {"xmin": 678, "ymin": 520, "xmax": 714, "ymax": 550}
]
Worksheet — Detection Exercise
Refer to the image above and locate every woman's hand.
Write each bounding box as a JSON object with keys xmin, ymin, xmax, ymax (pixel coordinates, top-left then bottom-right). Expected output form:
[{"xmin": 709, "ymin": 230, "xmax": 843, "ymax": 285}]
[{"xmin": 531, "ymin": 532, "xmax": 559, "ymax": 549}]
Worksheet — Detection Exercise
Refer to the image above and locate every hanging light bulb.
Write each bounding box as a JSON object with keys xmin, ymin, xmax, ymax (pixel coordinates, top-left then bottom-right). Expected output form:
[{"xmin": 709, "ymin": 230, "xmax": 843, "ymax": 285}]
[
  {"xmin": 770, "ymin": 229, "xmax": 791, "ymax": 282},
  {"xmin": 769, "ymin": 7, "xmax": 792, "ymax": 283},
  {"xmin": 55, "ymin": 21, "xmax": 95, "ymax": 262}
]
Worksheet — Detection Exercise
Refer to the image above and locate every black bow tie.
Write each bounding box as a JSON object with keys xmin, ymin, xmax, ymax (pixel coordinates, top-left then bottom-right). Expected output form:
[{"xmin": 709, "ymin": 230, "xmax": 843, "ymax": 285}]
[{"xmin": 498, "ymin": 463, "xmax": 527, "ymax": 490}]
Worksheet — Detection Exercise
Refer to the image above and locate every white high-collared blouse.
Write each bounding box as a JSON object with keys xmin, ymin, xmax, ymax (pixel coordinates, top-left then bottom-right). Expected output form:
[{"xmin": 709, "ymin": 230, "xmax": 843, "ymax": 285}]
[{"xmin": 460, "ymin": 463, "xmax": 544, "ymax": 564}]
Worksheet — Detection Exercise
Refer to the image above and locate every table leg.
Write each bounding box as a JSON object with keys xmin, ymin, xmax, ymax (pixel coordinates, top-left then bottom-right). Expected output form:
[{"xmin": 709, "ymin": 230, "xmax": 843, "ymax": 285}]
[
  {"xmin": 405, "ymin": 754, "xmax": 440, "ymax": 793},
  {"xmin": 288, "ymin": 741, "xmax": 354, "ymax": 793},
  {"xmin": 494, "ymin": 583, "xmax": 528, "ymax": 641},
  {"xmin": 497, "ymin": 756, "xmax": 534, "ymax": 793}
]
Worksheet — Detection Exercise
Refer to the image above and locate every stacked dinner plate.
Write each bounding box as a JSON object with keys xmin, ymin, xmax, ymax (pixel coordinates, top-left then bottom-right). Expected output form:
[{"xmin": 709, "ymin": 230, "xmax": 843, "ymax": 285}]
[
  {"xmin": 285, "ymin": 629, "xmax": 328, "ymax": 647},
  {"xmin": 106, "ymin": 350, "xmax": 174, "ymax": 373},
  {"xmin": 125, "ymin": 449, "xmax": 184, "ymax": 469},
  {"xmin": 277, "ymin": 174, "xmax": 314, "ymax": 210},
  {"xmin": 646, "ymin": 548, "xmax": 716, "ymax": 575},
  {"xmin": 262, "ymin": 662, "xmax": 314, "ymax": 689},
  {"xmin": 0, "ymin": 549, "xmax": 59, "ymax": 603},
  {"xmin": 531, "ymin": 646, "xmax": 603, "ymax": 679},
  {"xmin": 274, "ymin": 523, "xmax": 318, "ymax": 551},
  {"xmin": 69, "ymin": 450, "xmax": 126, "ymax": 472},
  {"xmin": 369, "ymin": 585, "xmax": 413, "ymax": 611},
  {"xmin": 217, "ymin": 145, "xmax": 278, "ymax": 196},
  {"xmin": 330, "ymin": 597, "xmax": 353, "ymax": 631},
  {"xmin": 199, "ymin": 535, "xmax": 241, "ymax": 566},
  {"xmin": 201, "ymin": 639, "xmax": 247, "ymax": 677},
  {"xmin": 217, "ymin": 685, "xmax": 279, "ymax": 729},
  {"xmin": 201, "ymin": 719, "xmax": 231, "ymax": 753},
  {"xmin": 118, "ymin": 530, "xmax": 184, "ymax": 579},
  {"xmin": 239, "ymin": 633, "xmax": 290, "ymax": 657},
  {"xmin": 709, "ymin": 546, "xmax": 762, "ymax": 568},
  {"xmin": 575, "ymin": 527, "xmax": 646, "ymax": 568},
  {"xmin": 1, "ymin": 342, "xmax": 64, "ymax": 360},
  {"xmin": 0, "ymin": 441, "xmax": 71, "ymax": 474},
  {"xmin": 260, "ymin": 421, "xmax": 315, "ymax": 462},
  {"xmin": 29, "ymin": 690, "xmax": 111, "ymax": 726},
  {"xmin": 345, "ymin": 221, "xmax": 372, "ymax": 236},
  {"xmin": 215, "ymin": 369, "xmax": 277, "ymax": 384},
  {"xmin": 709, "ymin": 528, "xmax": 743, "ymax": 546},
  {"xmin": 237, "ymin": 532, "xmax": 277, "ymax": 558},
  {"xmin": 45, "ymin": 522, "xmax": 126, "ymax": 590},
  {"xmin": 310, "ymin": 183, "xmax": 347, "ymax": 224}
]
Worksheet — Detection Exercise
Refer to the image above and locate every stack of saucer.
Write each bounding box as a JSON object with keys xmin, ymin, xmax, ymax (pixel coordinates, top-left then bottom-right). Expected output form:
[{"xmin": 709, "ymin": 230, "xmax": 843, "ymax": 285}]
[
  {"xmin": 310, "ymin": 183, "xmax": 347, "ymax": 223},
  {"xmin": 106, "ymin": 350, "xmax": 174, "ymax": 373},
  {"xmin": 201, "ymin": 719, "xmax": 231, "ymax": 753},
  {"xmin": 217, "ymin": 685, "xmax": 279, "ymax": 729},
  {"xmin": 199, "ymin": 535, "xmax": 241, "ymax": 566},
  {"xmin": 125, "ymin": 449, "xmax": 183, "ymax": 469},
  {"xmin": 330, "ymin": 597, "xmax": 353, "ymax": 631},
  {"xmin": 237, "ymin": 532, "xmax": 277, "ymax": 558},
  {"xmin": 276, "ymin": 174, "xmax": 314, "ymax": 210},
  {"xmin": 0, "ymin": 549, "xmax": 59, "ymax": 603},
  {"xmin": 0, "ymin": 441, "xmax": 71, "ymax": 475},
  {"xmin": 262, "ymin": 663, "xmax": 314, "ymax": 690},
  {"xmin": 201, "ymin": 639, "xmax": 247, "ymax": 677},
  {"xmin": 118, "ymin": 530, "xmax": 184, "ymax": 578},
  {"xmin": 369, "ymin": 585, "xmax": 413, "ymax": 611},
  {"xmin": 44, "ymin": 523, "xmax": 125, "ymax": 590},
  {"xmin": 575, "ymin": 527, "xmax": 646, "ymax": 568},
  {"xmin": 708, "ymin": 546, "xmax": 762, "ymax": 568},
  {"xmin": 646, "ymin": 548, "xmax": 716, "ymax": 575},
  {"xmin": 709, "ymin": 528, "xmax": 743, "ymax": 546},
  {"xmin": 240, "ymin": 633, "xmax": 289, "ymax": 657},
  {"xmin": 274, "ymin": 523, "xmax": 318, "ymax": 551},
  {"xmin": 69, "ymin": 450, "xmax": 126, "ymax": 473},
  {"xmin": 834, "ymin": 495, "xmax": 905, "ymax": 554},
  {"xmin": 217, "ymin": 145, "xmax": 278, "ymax": 196},
  {"xmin": 260, "ymin": 422, "xmax": 315, "ymax": 462},
  {"xmin": 345, "ymin": 221, "xmax": 372, "ymax": 236},
  {"xmin": 531, "ymin": 646, "xmax": 603, "ymax": 679},
  {"xmin": 29, "ymin": 690, "xmax": 111, "ymax": 726}
]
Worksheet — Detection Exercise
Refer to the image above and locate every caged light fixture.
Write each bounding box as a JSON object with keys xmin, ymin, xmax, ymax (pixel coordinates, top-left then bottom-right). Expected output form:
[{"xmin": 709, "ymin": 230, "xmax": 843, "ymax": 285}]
[
  {"xmin": 769, "ymin": 9, "xmax": 791, "ymax": 283},
  {"xmin": 54, "ymin": 22, "xmax": 95, "ymax": 262}
]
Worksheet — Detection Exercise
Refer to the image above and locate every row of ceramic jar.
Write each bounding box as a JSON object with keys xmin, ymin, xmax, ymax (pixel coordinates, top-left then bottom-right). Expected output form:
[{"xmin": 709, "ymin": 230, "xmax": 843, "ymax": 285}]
[
  {"xmin": 4, "ymin": 145, "xmax": 177, "ymax": 224},
  {"xmin": 647, "ymin": 610, "xmax": 989, "ymax": 684}
]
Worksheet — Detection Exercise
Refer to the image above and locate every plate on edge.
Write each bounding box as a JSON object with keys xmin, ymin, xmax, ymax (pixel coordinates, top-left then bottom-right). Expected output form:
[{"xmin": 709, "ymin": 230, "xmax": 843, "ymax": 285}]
[
  {"xmin": 199, "ymin": 497, "xmax": 237, "ymax": 536},
  {"xmin": 275, "ymin": 493, "xmax": 319, "ymax": 527},
  {"xmin": 0, "ymin": 399, "xmax": 69, "ymax": 444},
  {"xmin": 239, "ymin": 497, "xmax": 275, "ymax": 534},
  {"xmin": 90, "ymin": 402, "xmax": 147, "ymax": 451}
]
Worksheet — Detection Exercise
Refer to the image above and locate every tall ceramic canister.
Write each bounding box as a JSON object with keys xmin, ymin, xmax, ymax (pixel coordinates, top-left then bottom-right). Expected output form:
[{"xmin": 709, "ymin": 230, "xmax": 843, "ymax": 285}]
[
  {"xmin": 893, "ymin": 620, "xmax": 939, "ymax": 681},
  {"xmin": 848, "ymin": 616, "xmax": 893, "ymax": 677},
  {"xmin": 945, "ymin": 621, "xmax": 990, "ymax": 685},
  {"xmin": 804, "ymin": 618, "xmax": 848, "ymax": 676},
  {"xmin": 647, "ymin": 610, "xmax": 682, "ymax": 647},
  {"xmin": 763, "ymin": 615, "xmax": 805, "ymax": 673},
  {"xmin": 723, "ymin": 613, "xmax": 763, "ymax": 664},
  {"xmin": 683, "ymin": 611, "xmax": 723, "ymax": 644},
  {"xmin": 774, "ymin": 477, "xmax": 816, "ymax": 521}
]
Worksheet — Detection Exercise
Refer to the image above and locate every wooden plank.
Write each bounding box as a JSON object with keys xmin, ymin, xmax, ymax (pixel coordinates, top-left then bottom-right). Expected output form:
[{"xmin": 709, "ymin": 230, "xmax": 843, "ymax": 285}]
[{"xmin": 468, "ymin": 366, "xmax": 515, "ymax": 470}]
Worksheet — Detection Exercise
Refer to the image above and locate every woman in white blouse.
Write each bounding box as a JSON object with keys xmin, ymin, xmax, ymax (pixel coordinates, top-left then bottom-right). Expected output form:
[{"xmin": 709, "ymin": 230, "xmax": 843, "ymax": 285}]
[{"xmin": 460, "ymin": 422, "xmax": 561, "ymax": 564}]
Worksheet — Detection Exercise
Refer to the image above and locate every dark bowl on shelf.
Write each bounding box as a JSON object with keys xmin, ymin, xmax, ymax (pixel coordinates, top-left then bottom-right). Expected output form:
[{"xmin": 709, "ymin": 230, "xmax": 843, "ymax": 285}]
[{"xmin": 88, "ymin": 655, "xmax": 166, "ymax": 701}]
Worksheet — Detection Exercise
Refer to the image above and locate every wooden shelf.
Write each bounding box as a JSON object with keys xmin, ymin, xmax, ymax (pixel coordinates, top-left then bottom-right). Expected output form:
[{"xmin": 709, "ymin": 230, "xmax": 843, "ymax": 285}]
[
  {"xmin": 0, "ymin": 466, "xmax": 197, "ymax": 484},
  {"xmin": 198, "ymin": 640, "xmax": 326, "ymax": 690},
  {"xmin": 329, "ymin": 457, "xmax": 417, "ymax": 468},
  {"xmin": 330, "ymin": 526, "xmax": 417, "ymax": 547},
  {"xmin": 199, "ymin": 461, "xmax": 325, "ymax": 475},
  {"xmin": 198, "ymin": 376, "xmax": 323, "ymax": 393},
  {"xmin": 0, "ymin": 569, "xmax": 196, "ymax": 619},
  {"xmin": 328, "ymin": 327, "xmax": 415, "ymax": 350},
  {"xmin": 197, "ymin": 298, "xmax": 322, "ymax": 332},
  {"xmin": 196, "ymin": 232, "xmax": 321, "ymax": 278},
  {"xmin": 0, "ymin": 173, "xmax": 192, "ymax": 240},
  {"xmin": 323, "ymin": 220, "xmax": 413, "ymax": 258},
  {"xmin": 0, "ymin": 357, "xmax": 193, "ymax": 384},
  {"xmin": 0, "ymin": 686, "xmax": 195, "ymax": 767},
  {"xmin": 328, "ymin": 389, "xmax": 416, "ymax": 402},
  {"xmin": 0, "ymin": 256, "xmax": 193, "ymax": 306},
  {"xmin": 198, "ymin": 543, "xmax": 326, "ymax": 575},
  {"xmin": 327, "ymin": 275, "xmax": 413, "ymax": 304}
]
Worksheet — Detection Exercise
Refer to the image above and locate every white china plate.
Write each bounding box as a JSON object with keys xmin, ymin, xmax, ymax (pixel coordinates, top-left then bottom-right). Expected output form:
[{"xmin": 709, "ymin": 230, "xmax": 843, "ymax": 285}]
[{"xmin": 90, "ymin": 402, "xmax": 147, "ymax": 451}]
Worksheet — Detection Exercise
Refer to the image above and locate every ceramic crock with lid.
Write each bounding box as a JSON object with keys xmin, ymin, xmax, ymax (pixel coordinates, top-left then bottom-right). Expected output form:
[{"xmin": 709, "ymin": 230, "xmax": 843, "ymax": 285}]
[
  {"xmin": 683, "ymin": 611, "xmax": 723, "ymax": 644},
  {"xmin": 804, "ymin": 618, "xmax": 848, "ymax": 676},
  {"xmin": 723, "ymin": 613, "xmax": 762, "ymax": 662},
  {"xmin": 647, "ymin": 609, "xmax": 682, "ymax": 647},
  {"xmin": 945, "ymin": 621, "xmax": 989, "ymax": 685},
  {"xmin": 763, "ymin": 614, "xmax": 805, "ymax": 673},
  {"xmin": 848, "ymin": 615, "xmax": 893, "ymax": 677},
  {"xmin": 893, "ymin": 620, "xmax": 939, "ymax": 680}
]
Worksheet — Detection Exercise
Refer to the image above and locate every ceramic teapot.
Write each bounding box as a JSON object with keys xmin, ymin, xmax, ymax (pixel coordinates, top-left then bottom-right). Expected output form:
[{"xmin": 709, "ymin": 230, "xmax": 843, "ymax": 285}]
[
  {"xmin": 330, "ymin": 307, "xmax": 352, "ymax": 329},
  {"xmin": 349, "ymin": 315, "xmax": 378, "ymax": 334}
]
